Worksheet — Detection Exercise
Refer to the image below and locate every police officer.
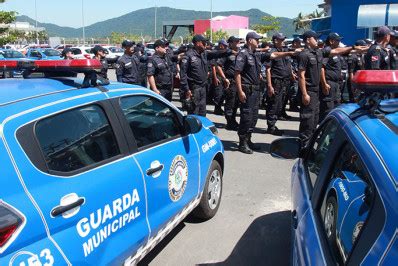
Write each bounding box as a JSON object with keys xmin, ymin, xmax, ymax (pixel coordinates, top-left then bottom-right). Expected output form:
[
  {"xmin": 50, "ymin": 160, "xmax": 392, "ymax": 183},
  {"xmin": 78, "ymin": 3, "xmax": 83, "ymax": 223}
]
[
  {"xmin": 298, "ymin": 30, "xmax": 359, "ymax": 147},
  {"xmin": 319, "ymin": 33, "xmax": 344, "ymax": 121},
  {"xmin": 135, "ymin": 43, "xmax": 148, "ymax": 87},
  {"xmin": 180, "ymin": 34, "xmax": 232, "ymax": 117},
  {"xmin": 348, "ymin": 40, "xmax": 367, "ymax": 101},
  {"xmin": 61, "ymin": 47, "xmax": 74, "ymax": 60},
  {"xmin": 388, "ymin": 31, "xmax": 398, "ymax": 70},
  {"xmin": 211, "ymin": 39, "xmax": 229, "ymax": 115},
  {"xmin": 235, "ymin": 32, "xmax": 298, "ymax": 154},
  {"xmin": 91, "ymin": 45, "xmax": 108, "ymax": 81},
  {"xmin": 216, "ymin": 36, "xmax": 241, "ymax": 130},
  {"xmin": 289, "ymin": 37, "xmax": 302, "ymax": 112},
  {"xmin": 116, "ymin": 40, "xmax": 141, "ymax": 85},
  {"xmin": 147, "ymin": 39, "xmax": 175, "ymax": 101},
  {"xmin": 266, "ymin": 33, "xmax": 294, "ymax": 135},
  {"xmin": 365, "ymin": 26, "xmax": 394, "ymax": 70}
]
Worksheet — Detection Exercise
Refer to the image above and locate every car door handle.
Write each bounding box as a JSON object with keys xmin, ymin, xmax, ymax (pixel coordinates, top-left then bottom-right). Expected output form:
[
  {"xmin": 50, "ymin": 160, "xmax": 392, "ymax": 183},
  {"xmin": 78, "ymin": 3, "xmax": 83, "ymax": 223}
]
[
  {"xmin": 292, "ymin": 210, "xmax": 298, "ymax": 229},
  {"xmin": 146, "ymin": 164, "xmax": 164, "ymax": 176},
  {"xmin": 51, "ymin": 198, "xmax": 85, "ymax": 217}
]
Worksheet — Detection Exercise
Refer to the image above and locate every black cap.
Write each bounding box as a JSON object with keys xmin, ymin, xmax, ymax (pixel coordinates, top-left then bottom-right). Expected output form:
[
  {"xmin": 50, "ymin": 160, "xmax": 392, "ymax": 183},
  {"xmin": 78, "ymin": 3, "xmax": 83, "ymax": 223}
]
[
  {"xmin": 219, "ymin": 39, "xmax": 228, "ymax": 47},
  {"xmin": 122, "ymin": 40, "xmax": 135, "ymax": 48},
  {"xmin": 355, "ymin": 39, "xmax": 367, "ymax": 46},
  {"xmin": 377, "ymin": 26, "xmax": 394, "ymax": 37},
  {"xmin": 293, "ymin": 37, "xmax": 302, "ymax": 43},
  {"xmin": 91, "ymin": 45, "xmax": 105, "ymax": 54},
  {"xmin": 154, "ymin": 39, "xmax": 166, "ymax": 48},
  {"xmin": 227, "ymin": 36, "xmax": 240, "ymax": 43},
  {"xmin": 246, "ymin": 32, "xmax": 263, "ymax": 41},
  {"xmin": 162, "ymin": 38, "xmax": 170, "ymax": 45},
  {"xmin": 327, "ymin": 32, "xmax": 343, "ymax": 41},
  {"xmin": 62, "ymin": 47, "xmax": 72, "ymax": 56},
  {"xmin": 302, "ymin": 30, "xmax": 321, "ymax": 41},
  {"xmin": 272, "ymin": 33, "xmax": 286, "ymax": 41},
  {"xmin": 136, "ymin": 42, "xmax": 144, "ymax": 48},
  {"xmin": 192, "ymin": 34, "xmax": 208, "ymax": 44}
]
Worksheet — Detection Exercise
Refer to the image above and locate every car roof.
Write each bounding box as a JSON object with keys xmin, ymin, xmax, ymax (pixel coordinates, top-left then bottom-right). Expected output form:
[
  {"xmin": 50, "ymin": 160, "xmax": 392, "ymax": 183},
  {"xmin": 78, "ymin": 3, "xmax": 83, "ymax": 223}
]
[{"xmin": 337, "ymin": 101, "xmax": 398, "ymax": 186}]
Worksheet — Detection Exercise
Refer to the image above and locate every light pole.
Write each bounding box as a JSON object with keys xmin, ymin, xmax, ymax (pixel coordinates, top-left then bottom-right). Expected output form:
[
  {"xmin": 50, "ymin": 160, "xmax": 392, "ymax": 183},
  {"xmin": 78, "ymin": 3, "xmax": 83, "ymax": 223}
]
[
  {"xmin": 35, "ymin": 0, "xmax": 38, "ymax": 45},
  {"xmin": 210, "ymin": 0, "xmax": 213, "ymax": 44},
  {"xmin": 81, "ymin": 0, "xmax": 85, "ymax": 45},
  {"xmin": 154, "ymin": 1, "xmax": 157, "ymax": 39}
]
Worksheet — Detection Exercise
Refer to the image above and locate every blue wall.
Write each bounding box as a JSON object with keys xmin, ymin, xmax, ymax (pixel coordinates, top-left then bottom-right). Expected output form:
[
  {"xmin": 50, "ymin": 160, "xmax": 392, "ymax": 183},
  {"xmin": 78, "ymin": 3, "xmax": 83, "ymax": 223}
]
[{"xmin": 331, "ymin": 0, "xmax": 398, "ymax": 44}]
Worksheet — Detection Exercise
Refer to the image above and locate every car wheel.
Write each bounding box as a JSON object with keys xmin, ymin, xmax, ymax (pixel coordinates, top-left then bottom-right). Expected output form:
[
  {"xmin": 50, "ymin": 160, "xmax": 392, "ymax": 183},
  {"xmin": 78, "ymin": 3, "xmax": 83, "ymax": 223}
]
[
  {"xmin": 193, "ymin": 160, "xmax": 222, "ymax": 220},
  {"xmin": 324, "ymin": 196, "xmax": 341, "ymax": 260}
]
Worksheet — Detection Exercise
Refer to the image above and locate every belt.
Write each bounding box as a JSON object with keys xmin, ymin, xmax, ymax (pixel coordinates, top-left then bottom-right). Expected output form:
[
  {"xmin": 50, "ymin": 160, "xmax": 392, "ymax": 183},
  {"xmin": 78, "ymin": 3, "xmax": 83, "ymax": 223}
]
[{"xmin": 242, "ymin": 84, "xmax": 260, "ymax": 91}]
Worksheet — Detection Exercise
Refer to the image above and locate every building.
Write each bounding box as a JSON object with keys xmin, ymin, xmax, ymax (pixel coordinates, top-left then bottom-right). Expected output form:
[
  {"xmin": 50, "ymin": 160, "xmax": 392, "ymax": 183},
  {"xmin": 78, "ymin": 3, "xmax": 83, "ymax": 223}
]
[
  {"xmin": 314, "ymin": 0, "xmax": 398, "ymax": 45},
  {"xmin": 194, "ymin": 15, "xmax": 250, "ymax": 39},
  {"xmin": 8, "ymin": 21, "xmax": 45, "ymax": 33}
]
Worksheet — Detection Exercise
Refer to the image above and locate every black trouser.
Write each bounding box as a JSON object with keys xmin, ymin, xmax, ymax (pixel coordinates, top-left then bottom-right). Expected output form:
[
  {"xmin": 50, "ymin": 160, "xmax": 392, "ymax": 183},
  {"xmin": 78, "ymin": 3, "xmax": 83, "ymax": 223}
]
[
  {"xmin": 319, "ymin": 80, "xmax": 338, "ymax": 122},
  {"xmin": 266, "ymin": 78, "xmax": 290, "ymax": 127},
  {"xmin": 224, "ymin": 81, "xmax": 239, "ymax": 122},
  {"xmin": 189, "ymin": 85, "xmax": 207, "ymax": 117},
  {"xmin": 159, "ymin": 84, "xmax": 173, "ymax": 101},
  {"xmin": 299, "ymin": 89, "xmax": 320, "ymax": 147},
  {"xmin": 212, "ymin": 82, "xmax": 225, "ymax": 107},
  {"xmin": 238, "ymin": 85, "xmax": 260, "ymax": 136}
]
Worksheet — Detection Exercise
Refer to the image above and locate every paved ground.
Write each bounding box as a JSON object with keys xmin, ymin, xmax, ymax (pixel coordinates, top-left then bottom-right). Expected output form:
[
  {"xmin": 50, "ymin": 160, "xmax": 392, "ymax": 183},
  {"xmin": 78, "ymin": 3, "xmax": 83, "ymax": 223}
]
[{"xmin": 105, "ymin": 70, "xmax": 298, "ymax": 265}]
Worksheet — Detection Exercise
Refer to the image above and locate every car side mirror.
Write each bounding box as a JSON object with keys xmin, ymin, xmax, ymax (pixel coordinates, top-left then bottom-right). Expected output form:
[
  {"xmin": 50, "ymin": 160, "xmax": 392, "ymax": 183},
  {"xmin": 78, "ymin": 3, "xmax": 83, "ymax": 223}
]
[
  {"xmin": 183, "ymin": 115, "xmax": 202, "ymax": 135},
  {"xmin": 270, "ymin": 138, "xmax": 301, "ymax": 160}
]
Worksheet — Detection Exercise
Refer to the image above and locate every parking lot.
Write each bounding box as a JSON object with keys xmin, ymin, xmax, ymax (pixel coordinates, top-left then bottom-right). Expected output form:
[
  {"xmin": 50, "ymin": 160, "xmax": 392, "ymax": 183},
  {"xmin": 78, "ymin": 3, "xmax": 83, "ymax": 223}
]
[{"xmin": 103, "ymin": 70, "xmax": 297, "ymax": 265}]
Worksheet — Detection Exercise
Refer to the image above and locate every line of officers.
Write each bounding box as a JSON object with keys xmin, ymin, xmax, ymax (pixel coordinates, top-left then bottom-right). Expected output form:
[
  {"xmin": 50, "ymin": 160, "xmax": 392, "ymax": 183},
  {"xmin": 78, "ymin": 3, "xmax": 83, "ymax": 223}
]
[{"xmin": 81, "ymin": 26, "xmax": 394, "ymax": 155}]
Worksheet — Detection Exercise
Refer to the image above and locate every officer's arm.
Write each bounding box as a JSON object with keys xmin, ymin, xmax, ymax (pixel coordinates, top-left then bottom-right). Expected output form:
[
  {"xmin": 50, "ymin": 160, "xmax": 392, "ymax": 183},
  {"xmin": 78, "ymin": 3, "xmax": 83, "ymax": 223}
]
[
  {"xmin": 298, "ymin": 69, "xmax": 307, "ymax": 96},
  {"xmin": 116, "ymin": 59, "xmax": 123, "ymax": 82},
  {"xmin": 329, "ymin": 47, "xmax": 353, "ymax": 57},
  {"xmin": 179, "ymin": 55, "xmax": 190, "ymax": 93},
  {"xmin": 148, "ymin": 76, "xmax": 160, "ymax": 94},
  {"xmin": 266, "ymin": 65, "xmax": 273, "ymax": 90},
  {"xmin": 206, "ymin": 49, "xmax": 232, "ymax": 60},
  {"xmin": 147, "ymin": 59, "xmax": 160, "ymax": 94},
  {"xmin": 320, "ymin": 67, "xmax": 329, "ymax": 95},
  {"xmin": 216, "ymin": 65, "xmax": 227, "ymax": 82},
  {"xmin": 235, "ymin": 71, "xmax": 243, "ymax": 94},
  {"xmin": 297, "ymin": 52, "xmax": 309, "ymax": 98}
]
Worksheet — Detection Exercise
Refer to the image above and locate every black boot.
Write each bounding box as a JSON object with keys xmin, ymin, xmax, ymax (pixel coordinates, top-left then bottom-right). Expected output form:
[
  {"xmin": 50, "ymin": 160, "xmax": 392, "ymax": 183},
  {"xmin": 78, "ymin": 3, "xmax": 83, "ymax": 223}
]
[
  {"xmin": 238, "ymin": 135, "xmax": 253, "ymax": 154},
  {"xmin": 248, "ymin": 133, "xmax": 261, "ymax": 151},
  {"xmin": 214, "ymin": 105, "xmax": 224, "ymax": 115},
  {"xmin": 267, "ymin": 126, "xmax": 284, "ymax": 136}
]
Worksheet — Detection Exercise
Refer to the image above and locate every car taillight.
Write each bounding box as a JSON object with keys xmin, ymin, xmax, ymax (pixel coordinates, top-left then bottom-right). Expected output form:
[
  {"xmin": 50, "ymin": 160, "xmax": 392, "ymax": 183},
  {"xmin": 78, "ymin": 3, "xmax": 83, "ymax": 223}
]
[
  {"xmin": 84, "ymin": 54, "xmax": 91, "ymax": 59},
  {"xmin": 0, "ymin": 201, "xmax": 25, "ymax": 253}
]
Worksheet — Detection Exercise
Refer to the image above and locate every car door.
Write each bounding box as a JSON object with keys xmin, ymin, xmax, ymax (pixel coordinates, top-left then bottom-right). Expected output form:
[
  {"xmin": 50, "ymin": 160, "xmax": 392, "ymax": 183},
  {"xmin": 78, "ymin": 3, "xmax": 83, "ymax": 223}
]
[
  {"xmin": 4, "ymin": 94, "xmax": 150, "ymax": 265},
  {"xmin": 292, "ymin": 118, "xmax": 341, "ymax": 265},
  {"xmin": 112, "ymin": 94, "xmax": 200, "ymax": 236}
]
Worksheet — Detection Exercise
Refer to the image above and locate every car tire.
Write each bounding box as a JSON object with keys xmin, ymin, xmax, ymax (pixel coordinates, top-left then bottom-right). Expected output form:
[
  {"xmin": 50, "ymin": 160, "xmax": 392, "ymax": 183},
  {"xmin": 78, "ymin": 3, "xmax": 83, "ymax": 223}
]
[
  {"xmin": 324, "ymin": 196, "xmax": 341, "ymax": 261},
  {"xmin": 193, "ymin": 160, "xmax": 222, "ymax": 220}
]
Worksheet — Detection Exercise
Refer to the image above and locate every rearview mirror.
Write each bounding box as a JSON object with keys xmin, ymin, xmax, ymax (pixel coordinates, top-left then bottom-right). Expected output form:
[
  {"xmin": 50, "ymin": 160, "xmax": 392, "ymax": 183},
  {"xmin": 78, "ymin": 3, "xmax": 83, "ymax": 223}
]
[
  {"xmin": 270, "ymin": 138, "xmax": 301, "ymax": 160},
  {"xmin": 183, "ymin": 115, "xmax": 202, "ymax": 135}
]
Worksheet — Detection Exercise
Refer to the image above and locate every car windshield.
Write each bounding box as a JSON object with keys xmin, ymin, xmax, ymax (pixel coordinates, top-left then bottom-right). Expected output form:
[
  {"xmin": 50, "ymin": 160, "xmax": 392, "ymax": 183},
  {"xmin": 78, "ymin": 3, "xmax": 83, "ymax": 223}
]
[
  {"xmin": 146, "ymin": 44, "xmax": 154, "ymax": 49},
  {"xmin": 43, "ymin": 49, "xmax": 60, "ymax": 56},
  {"xmin": 110, "ymin": 47, "xmax": 123, "ymax": 53},
  {"xmin": 0, "ymin": 50, "xmax": 25, "ymax": 58}
]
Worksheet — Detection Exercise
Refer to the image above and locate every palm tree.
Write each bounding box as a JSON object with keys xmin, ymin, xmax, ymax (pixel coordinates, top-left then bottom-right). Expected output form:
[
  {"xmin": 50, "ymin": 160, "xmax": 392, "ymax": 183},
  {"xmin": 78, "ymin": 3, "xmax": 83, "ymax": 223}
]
[{"xmin": 293, "ymin": 12, "xmax": 311, "ymax": 32}]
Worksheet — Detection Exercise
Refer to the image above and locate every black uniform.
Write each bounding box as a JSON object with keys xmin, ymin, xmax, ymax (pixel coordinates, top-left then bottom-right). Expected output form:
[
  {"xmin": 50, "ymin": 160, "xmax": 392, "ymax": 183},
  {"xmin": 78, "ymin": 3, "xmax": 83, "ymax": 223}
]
[
  {"xmin": 180, "ymin": 48, "xmax": 231, "ymax": 116},
  {"xmin": 235, "ymin": 47, "xmax": 271, "ymax": 136},
  {"xmin": 147, "ymin": 53, "xmax": 175, "ymax": 101},
  {"xmin": 364, "ymin": 43, "xmax": 390, "ymax": 70},
  {"xmin": 116, "ymin": 53, "xmax": 141, "ymax": 85},
  {"xmin": 266, "ymin": 47, "xmax": 292, "ymax": 128},
  {"xmin": 389, "ymin": 45, "xmax": 398, "ymax": 70},
  {"xmin": 98, "ymin": 58, "xmax": 109, "ymax": 80},
  {"xmin": 320, "ymin": 51, "xmax": 342, "ymax": 121},
  {"xmin": 297, "ymin": 47, "xmax": 331, "ymax": 146},
  {"xmin": 210, "ymin": 57, "xmax": 225, "ymax": 112},
  {"xmin": 217, "ymin": 53, "xmax": 239, "ymax": 126}
]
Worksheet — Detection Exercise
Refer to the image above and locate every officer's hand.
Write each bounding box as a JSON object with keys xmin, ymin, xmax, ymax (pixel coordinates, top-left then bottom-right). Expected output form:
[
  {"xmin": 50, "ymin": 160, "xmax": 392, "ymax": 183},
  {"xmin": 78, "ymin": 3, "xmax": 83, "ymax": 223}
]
[
  {"xmin": 153, "ymin": 88, "xmax": 161, "ymax": 95},
  {"xmin": 302, "ymin": 94, "xmax": 311, "ymax": 106},
  {"xmin": 175, "ymin": 72, "xmax": 180, "ymax": 79},
  {"xmin": 294, "ymin": 48, "xmax": 304, "ymax": 55},
  {"xmin": 238, "ymin": 91, "xmax": 247, "ymax": 103},
  {"xmin": 186, "ymin": 90, "xmax": 192, "ymax": 99},
  {"xmin": 322, "ymin": 84, "xmax": 331, "ymax": 95},
  {"xmin": 267, "ymin": 86, "xmax": 275, "ymax": 97},
  {"xmin": 223, "ymin": 78, "xmax": 231, "ymax": 89},
  {"xmin": 292, "ymin": 73, "xmax": 298, "ymax": 81}
]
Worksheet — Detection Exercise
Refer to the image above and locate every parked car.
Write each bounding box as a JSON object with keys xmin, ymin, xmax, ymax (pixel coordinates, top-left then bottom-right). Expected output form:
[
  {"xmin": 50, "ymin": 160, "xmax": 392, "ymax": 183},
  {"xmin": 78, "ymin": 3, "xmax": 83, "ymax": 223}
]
[
  {"xmin": 69, "ymin": 46, "xmax": 94, "ymax": 59},
  {"xmin": 26, "ymin": 48, "xmax": 62, "ymax": 60},
  {"xmin": 102, "ymin": 46, "xmax": 124, "ymax": 67},
  {"xmin": 270, "ymin": 70, "xmax": 398, "ymax": 265},
  {"xmin": 0, "ymin": 49, "xmax": 31, "ymax": 77},
  {"xmin": 0, "ymin": 59, "xmax": 224, "ymax": 265}
]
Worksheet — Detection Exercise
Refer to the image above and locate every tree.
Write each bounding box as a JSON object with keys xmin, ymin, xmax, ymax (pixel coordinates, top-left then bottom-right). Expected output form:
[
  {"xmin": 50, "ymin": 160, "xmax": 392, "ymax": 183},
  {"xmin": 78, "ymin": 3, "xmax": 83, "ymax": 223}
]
[
  {"xmin": 293, "ymin": 10, "xmax": 326, "ymax": 32},
  {"xmin": 0, "ymin": 10, "xmax": 17, "ymax": 45},
  {"xmin": 204, "ymin": 29, "xmax": 229, "ymax": 43},
  {"xmin": 253, "ymin": 16, "xmax": 281, "ymax": 35}
]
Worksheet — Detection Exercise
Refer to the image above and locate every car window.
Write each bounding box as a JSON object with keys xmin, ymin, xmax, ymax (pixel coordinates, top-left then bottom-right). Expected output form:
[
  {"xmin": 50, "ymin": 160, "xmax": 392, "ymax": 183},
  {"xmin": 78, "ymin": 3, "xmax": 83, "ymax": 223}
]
[
  {"xmin": 120, "ymin": 96, "xmax": 181, "ymax": 148},
  {"xmin": 35, "ymin": 105, "xmax": 120, "ymax": 173},
  {"xmin": 306, "ymin": 120, "xmax": 339, "ymax": 187},
  {"xmin": 43, "ymin": 49, "xmax": 60, "ymax": 56},
  {"xmin": 2, "ymin": 50, "xmax": 25, "ymax": 58},
  {"xmin": 319, "ymin": 143, "xmax": 372, "ymax": 264},
  {"xmin": 30, "ymin": 50, "xmax": 40, "ymax": 57}
]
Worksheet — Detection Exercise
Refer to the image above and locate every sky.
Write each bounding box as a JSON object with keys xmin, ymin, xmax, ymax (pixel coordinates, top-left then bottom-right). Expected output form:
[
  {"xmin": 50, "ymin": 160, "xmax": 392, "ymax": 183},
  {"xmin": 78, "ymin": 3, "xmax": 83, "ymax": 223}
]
[{"xmin": 2, "ymin": 0, "xmax": 320, "ymax": 28}]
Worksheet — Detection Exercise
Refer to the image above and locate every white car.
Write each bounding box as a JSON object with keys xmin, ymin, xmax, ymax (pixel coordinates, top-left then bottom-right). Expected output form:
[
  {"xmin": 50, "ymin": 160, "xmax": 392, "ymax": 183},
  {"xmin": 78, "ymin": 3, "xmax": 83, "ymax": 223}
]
[
  {"xmin": 70, "ymin": 46, "xmax": 94, "ymax": 59},
  {"xmin": 102, "ymin": 46, "xmax": 124, "ymax": 68}
]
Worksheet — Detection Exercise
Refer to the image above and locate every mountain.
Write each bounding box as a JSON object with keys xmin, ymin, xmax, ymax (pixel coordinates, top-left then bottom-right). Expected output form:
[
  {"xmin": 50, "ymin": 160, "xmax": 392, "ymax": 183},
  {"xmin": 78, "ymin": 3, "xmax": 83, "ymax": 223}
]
[{"xmin": 16, "ymin": 7, "xmax": 298, "ymax": 39}]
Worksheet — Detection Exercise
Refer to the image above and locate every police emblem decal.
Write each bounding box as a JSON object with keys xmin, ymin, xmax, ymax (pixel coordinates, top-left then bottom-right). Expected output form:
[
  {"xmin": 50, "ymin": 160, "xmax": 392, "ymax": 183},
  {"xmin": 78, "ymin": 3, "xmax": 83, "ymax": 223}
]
[{"xmin": 168, "ymin": 155, "xmax": 188, "ymax": 202}]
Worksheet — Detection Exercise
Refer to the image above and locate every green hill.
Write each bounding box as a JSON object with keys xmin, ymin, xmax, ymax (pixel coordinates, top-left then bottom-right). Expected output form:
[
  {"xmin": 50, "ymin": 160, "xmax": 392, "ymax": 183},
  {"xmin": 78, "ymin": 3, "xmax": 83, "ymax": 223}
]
[{"xmin": 16, "ymin": 7, "xmax": 297, "ymax": 39}]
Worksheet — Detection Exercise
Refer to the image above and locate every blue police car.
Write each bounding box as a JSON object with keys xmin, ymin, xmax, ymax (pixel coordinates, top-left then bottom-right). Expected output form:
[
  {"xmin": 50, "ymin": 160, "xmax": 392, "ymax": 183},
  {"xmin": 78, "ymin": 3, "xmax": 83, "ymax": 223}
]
[
  {"xmin": 270, "ymin": 70, "xmax": 398, "ymax": 265},
  {"xmin": 26, "ymin": 48, "xmax": 62, "ymax": 60},
  {"xmin": 0, "ymin": 60, "xmax": 224, "ymax": 265}
]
